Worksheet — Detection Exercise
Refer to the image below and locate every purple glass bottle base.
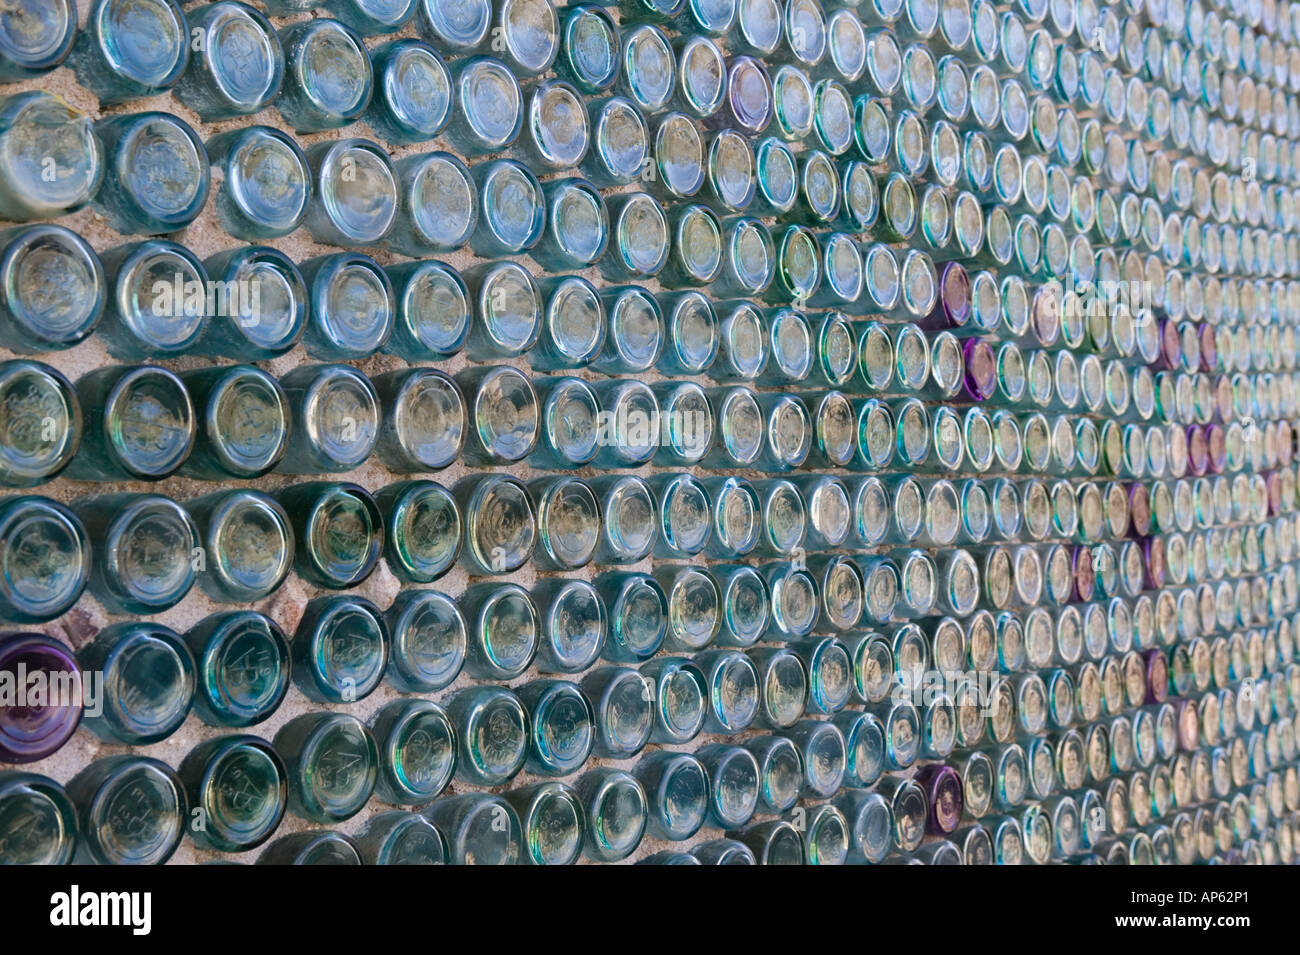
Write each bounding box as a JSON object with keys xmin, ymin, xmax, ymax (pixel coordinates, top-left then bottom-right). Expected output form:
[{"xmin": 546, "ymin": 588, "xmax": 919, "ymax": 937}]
[
  {"xmin": 1186, "ymin": 425, "xmax": 1209, "ymax": 476},
  {"xmin": 962, "ymin": 337, "xmax": 995, "ymax": 401},
  {"xmin": 1206, "ymin": 424, "xmax": 1226, "ymax": 475},
  {"xmin": 916, "ymin": 763, "xmax": 963, "ymax": 834},
  {"xmin": 0, "ymin": 634, "xmax": 83, "ymax": 763},
  {"xmin": 1072, "ymin": 547, "xmax": 1095, "ymax": 603},
  {"xmin": 1128, "ymin": 483, "xmax": 1151, "ymax": 537},
  {"xmin": 936, "ymin": 261, "xmax": 971, "ymax": 328},
  {"xmin": 1143, "ymin": 536, "xmax": 1166, "ymax": 591},
  {"xmin": 1144, "ymin": 649, "xmax": 1169, "ymax": 705},
  {"xmin": 1158, "ymin": 319, "xmax": 1181, "ymax": 371}
]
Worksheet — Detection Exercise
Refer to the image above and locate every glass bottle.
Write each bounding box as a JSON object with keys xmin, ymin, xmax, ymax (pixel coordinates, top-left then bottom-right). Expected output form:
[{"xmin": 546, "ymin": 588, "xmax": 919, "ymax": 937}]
[
  {"xmin": 650, "ymin": 111, "xmax": 707, "ymax": 202},
  {"xmin": 635, "ymin": 751, "xmax": 708, "ymax": 841},
  {"xmin": 701, "ymin": 479, "xmax": 759, "ymax": 560},
  {"xmin": 531, "ymin": 476, "xmax": 600, "ymax": 570},
  {"xmin": 455, "ymin": 474, "xmax": 537, "ymax": 575},
  {"xmin": 289, "ymin": 595, "xmax": 388, "ymax": 705},
  {"xmin": 0, "ymin": 360, "xmax": 81, "ymax": 486},
  {"xmin": 197, "ymin": 247, "xmax": 308, "ymax": 358},
  {"xmin": 372, "ymin": 368, "xmax": 465, "ymax": 472},
  {"xmin": 300, "ymin": 252, "xmax": 394, "ymax": 359},
  {"xmin": 640, "ymin": 655, "xmax": 709, "ymax": 744},
  {"xmin": 719, "ymin": 55, "xmax": 774, "ymax": 134},
  {"xmin": 93, "ymin": 112, "xmax": 209, "ymax": 234},
  {"xmin": 577, "ymin": 768, "xmax": 648, "ymax": 862},
  {"xmin": 368, "ymin": 699, "xmax": 456, "ymax": 805},
  {"xmin": 464, "ymin": 260, "xmax": 543, "ymax": 359},
  {"xmin": 326, "ymin": 0, "xmax": 418, "ymax": 35},
  {"xmin": 416, "ymin": 0, "xmax": 491, "ymax": 51},
  {"xmin": 781, "ymin": 718, "xmax": 847, "ymax": 799},
  {"xmin": 257, "ymin": 831, "xmax": 360, "ymax": 865},
  {"xmin": 383, "ymin": 589, "xmax": 466, "ymax": 693},
  {"xmin": 276, "ymin": 18, "xmax": 373, "ymax": 132},
  {"xmin": 386, "ymin": 152, "xmax": 476, "ymax": 256},
  {"xmin": 0, "ymin": 499, "xmax": 86, "ymax": 623},
  {"xmin": 365, "ymin": 39, "xmax": 453, "ymax": 145},
  {"xmin": 660, "ymin": 292, "xmax": 720, "ymax": 376},
  {"xmin": 537, "ymin": 181, "xmax": 610, "ymax": 272},
  {"xmin": 535, "ymin": 283, "xmax": 605, "ymax": 372},
  {"xmin": 558, "ymin": 5, "xmax": 620, "ymax": 92},
  {"xmin": 519, "ymin": 679, "xmax": 595, "ymax": 777},
  {"xmin": 0, "ymin": 93, "xmax": 102, "ymax": 221},
  {"xmin": 446, "ymin": 686, "xmax": 529, "ymax": 786},
  {"xmin": 664, "ymin": 203, "xmax": 727, "ymax": 288},
  {"xmin": 533, "ymin": 578, "xmax": 607, "ymax": 673},
  {"xmin": 695, "ymin": 648, "xmax": 761, "ymax": 733},
  {"xmin": 532, "ymin": 377, "xmax": 601, "ymax": 469},
  {"xmin": 96, "ymin": 242, "xmax": 208, "ymax": 357},
  {"xmin": 699, "ymin": 743, "xmax": 762, "ymax": 830},
  {"xmin": 273, "ymin": 712, "xmax": 378, "ymax": 823},
  {"xmin": 67, "ymin": 366, "xmax": 191, "ymax": 480},
  {"xmin": 303, "ymin": 140, "xmax": 398, "ymax": 247},
  {"xmin": 801, "ymin": 803, "xmax": 850, "ymax": 865},
  {"xmin": 715, "ymin": 217, "xmax": 776, "ymax": 297},
  {"xmin": 592, "ymin": 290, "xmax": 663, "ymax": 378},
  {"xmin": 179, "ymin": 365, "xmax": 290, "ymax": 479},
  {"xmin": 278, "ymin": 482, "xmax": 383, "ymax": 589},
  {"xmin": 748, "ymin": 646, "xmax": 810, "ymax": 729},
  {"xmin": 66, "ymin": 756, "xmax": 186, "ymax": 865},
  {"xmin": 425, "ymin": 793, "xmax": 521, "ymax": 865},
  {"xmin": 178, "ymin": 734, "xmax": 286, "ymax": 852},
  {"xmin": 460, "ymin": 583, "xmax": 539, "ymax": 682},
  {"xmin": 206, "ymin": 128, "xmax": 311, "ymax": 241},
  {"xmin": 583, "ymin": 96, "xmax": 650, "ymax": 186},
  {"xmin": 833, "ymin": 789, "xmax": 892, "ymax": 863},
  {"xmin": 384, "ymin": 260, "xmax": 471, "ymax": 360},
  {"xmin": 580, "ymin": 666, "xmax": 654, "ymax": 757},
  {"xmin": 504, "ymin": 782, "xmax": 585, "ymax": 865},
  {"xmin": 0, "ymin": 772, "xmax": 76, "ymax": 864},
  {"xmin": 276, "ymin": 363, "xmax": 379, "ymax": 474},
  {"xmin": 0, "ymin": 634, "xmax": 82, "ymax": 763},
  {"xmin": 185, "ymin": 490, "xmax": 292, "ymax": 603},
  {"xmin": 183, "ymin": 611, "xmax": 290, "ymax": 728},
  {"xmin": 676, "ymin": 36, "xmax": 728, "ymax": 117},
  {"xmin": 652, "ymin": 474, "xmax": 711, "ymax": 556},
  {"xmin": 377, "ymin": 482, "xmax": 462, "ymax": 585},
  {"xmin": 355, "ymin": 812, "xmax": 446, "ymax": 865},
  {"xmin": 618, "ymin": 24, "xmax": 676, "ymax": 115},
  {"xmin": 596, "ymin": 571, "xmax": 668, "ymax": 663},
  {"xmin": 73, "ymin": 493, "xmax": 199, "ymax": 614},
  {"xmin": 446, "ymin": 57, "xmax": 524, "ymax": 155},
  {"xmin": 0, "ymin": 0, "xmax": 75, "ymax": 80},
  {"xmin": 730, "ymin": 820, "xmax": 805, "ymax": 864},
  {"xmin": 588, "ymin": 476, "xmax": 654, "ymax": 566},
  {"xmin": 0, "ymin": 225, "xmax": 105, "ymax": 353},
  {"xmin": 457, "ymin": 366, "xmax": 539, "ymax": 465},
  {"xmin": 175, "ymin": 2, "xmax": 284, "ymax": 121},
  {"xmin": 602, "ymin": 192, "xmax": 671, "ymax": 279},
  {"xmin": 77, "ymin": 623, "xmax": 195, "ymax": 745},
  {"xmin": 691, "ymin": 839, "xmax": 756, "ymax": 864},
  {"xmin": 525, "ymin": 79, "xmax": 590, "ymax": 170}
]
